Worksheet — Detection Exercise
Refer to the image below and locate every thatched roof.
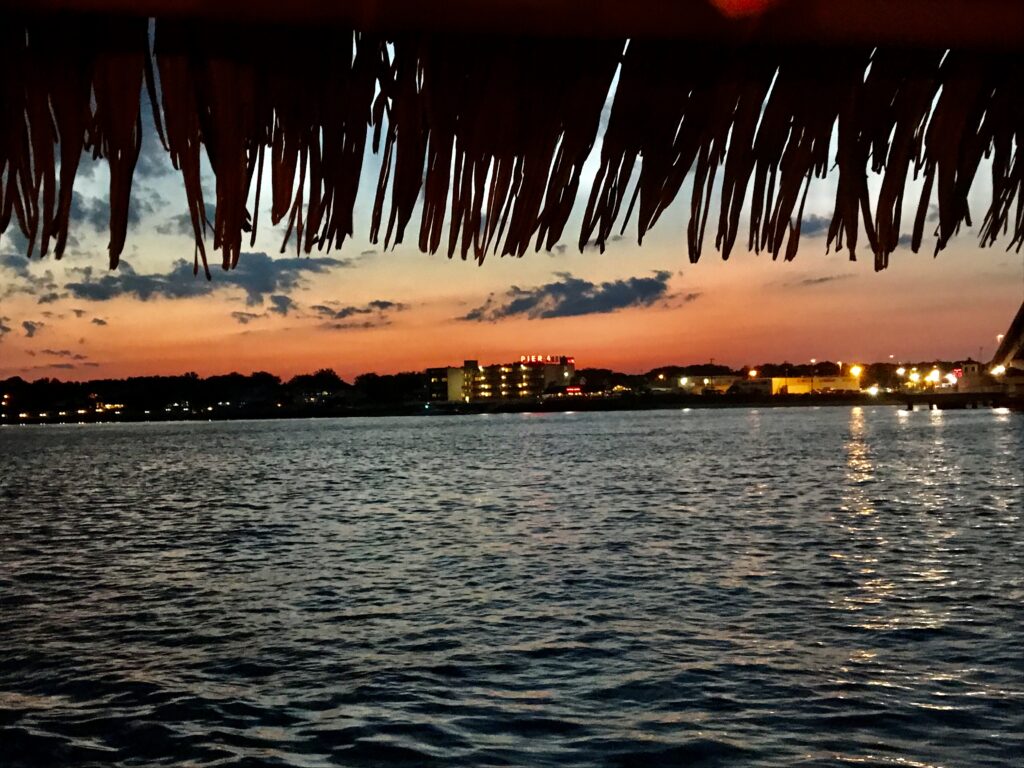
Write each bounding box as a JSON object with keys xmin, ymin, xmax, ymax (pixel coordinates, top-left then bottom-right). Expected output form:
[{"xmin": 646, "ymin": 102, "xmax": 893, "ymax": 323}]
[{"xmin": 1, "ymin": 0, "xmax": 1023, "ymax": 277}]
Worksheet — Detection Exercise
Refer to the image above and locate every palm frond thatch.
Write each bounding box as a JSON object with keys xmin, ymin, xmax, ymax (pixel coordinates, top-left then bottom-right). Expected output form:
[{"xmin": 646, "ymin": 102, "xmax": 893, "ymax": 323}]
[{"xmin": 1, "ymin": 12, "xmax": 1022, "ymax": 276}]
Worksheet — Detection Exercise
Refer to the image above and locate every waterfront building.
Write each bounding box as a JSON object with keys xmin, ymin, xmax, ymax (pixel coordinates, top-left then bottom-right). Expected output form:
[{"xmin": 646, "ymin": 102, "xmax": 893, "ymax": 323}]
[
  {"xmin": 426, "ymin": 367, "xmax": 466, "ymax": 402},
  {"xmin": 955, "ymin": 361, "xmax": 1007, "ymax": 395},
  {"xmin": 428, "ymin": 355, "xmax": 575, "ymax": 402},
  {"xmin": 770, "ymin": 374, "xmax": 861, "ymax": 395}
]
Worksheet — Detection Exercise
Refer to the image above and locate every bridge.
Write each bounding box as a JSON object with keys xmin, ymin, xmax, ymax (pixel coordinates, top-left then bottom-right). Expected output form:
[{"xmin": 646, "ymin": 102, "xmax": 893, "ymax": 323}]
[{"xmin": 991, "ymin": 300, "xmax": 1024, "ymax": 372}]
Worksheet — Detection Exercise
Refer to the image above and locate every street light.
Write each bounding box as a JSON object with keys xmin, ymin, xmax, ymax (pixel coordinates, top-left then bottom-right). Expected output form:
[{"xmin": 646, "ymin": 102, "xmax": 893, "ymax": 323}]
[
  {"xmin": 991, "ymin": 365, "xmax": 1007, "ymax": 376},
  {"xmin": 849, "ymin": 365, "xmax": 863, "ymax": 378},
  {"xmin": 748, "ymin": 369, "xmax": 759, "ymax": 378}
]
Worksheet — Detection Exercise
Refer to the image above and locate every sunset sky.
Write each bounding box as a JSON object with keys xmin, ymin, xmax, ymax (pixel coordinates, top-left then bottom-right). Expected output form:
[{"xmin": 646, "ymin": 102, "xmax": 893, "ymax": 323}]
[{"xmin": 1, "ymin": 107, "xmax": 1021, "ymax": 382}]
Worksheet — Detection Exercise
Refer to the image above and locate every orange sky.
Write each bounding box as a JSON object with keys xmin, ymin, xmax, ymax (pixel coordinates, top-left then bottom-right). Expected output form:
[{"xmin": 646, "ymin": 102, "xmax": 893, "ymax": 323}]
[{"xmin": 1, "ymin": 132, "xmax": 1021, "ymax": 382}]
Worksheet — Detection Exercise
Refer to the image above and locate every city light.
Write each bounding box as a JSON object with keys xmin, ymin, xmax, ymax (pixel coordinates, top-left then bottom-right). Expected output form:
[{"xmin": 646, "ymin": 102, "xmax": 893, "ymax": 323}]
[
  {"xmin": 925, "ymin": 369, "xmax": 941, "ymax": 384},
  {"xmin": 991, "ymin": 365, "xmax": 1007, "ymax": 376},
  {"xmin": 896, "ymin": 367, "xmax": 906, "ymax": 376},
  {"xmin": 944, "ymin": 373, "xmax": 958, "ymax": 386},
  {"xmin": 867, "ymin": 385, "xmax": 880, "ymax": 397},
  {"xmin": 748, "ymin": 369, "xmax": 759, "ymax": 378},
  {"xmin": 849, "ymin": 365, "xmax": 863, "ymax": 378},
  {"xmin": 909, "ymin": 372, "xmax": 921, "ymax": 383},
  {"xmin": 679, "ymin": 377, "xmax": 688, "ymax": 386}
]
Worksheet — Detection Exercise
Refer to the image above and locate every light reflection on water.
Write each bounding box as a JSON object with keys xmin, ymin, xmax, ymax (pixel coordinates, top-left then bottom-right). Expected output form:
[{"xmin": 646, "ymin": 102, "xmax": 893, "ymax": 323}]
[{"xmin": 0, "ymin": 407, "xmax": 1022, "ymax": 767}]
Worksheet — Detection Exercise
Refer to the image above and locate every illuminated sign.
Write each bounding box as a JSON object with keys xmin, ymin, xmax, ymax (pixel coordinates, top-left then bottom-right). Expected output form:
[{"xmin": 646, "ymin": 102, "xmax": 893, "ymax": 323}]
[
  {"xmin": 519, "ymin": 355, "xmax": 575, "ymax": 365},
  {"xmin": 953, "ymin": 368, "xmax": 963, "ymax": 379}
]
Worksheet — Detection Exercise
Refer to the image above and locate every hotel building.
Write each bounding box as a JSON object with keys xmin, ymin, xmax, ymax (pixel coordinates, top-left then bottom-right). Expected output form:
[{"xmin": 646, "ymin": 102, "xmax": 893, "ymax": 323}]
[{"xmin": 428, "ymin": 355, "xmax": 575, "ymax": 402}]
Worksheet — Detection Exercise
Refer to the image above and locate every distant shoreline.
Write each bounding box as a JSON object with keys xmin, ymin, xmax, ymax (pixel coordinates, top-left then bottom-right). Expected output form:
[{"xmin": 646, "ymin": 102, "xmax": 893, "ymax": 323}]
[{"xmin": 4, "ymin": 392, "xmax": 1018, "ymax": 426}]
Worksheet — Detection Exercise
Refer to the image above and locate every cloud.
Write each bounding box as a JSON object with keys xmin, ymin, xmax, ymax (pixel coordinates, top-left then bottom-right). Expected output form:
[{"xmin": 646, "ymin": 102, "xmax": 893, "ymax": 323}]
[
  {"xmin": 800, "ymin": 214, "xmax": 832, "ymax": 236},
  {"xmin": 4, "ymin": 230, "xmax": 31, "ymax": 255},
  {"xmin": 91, "ymin": 317, "xmax": 108, "ymax": 326},
  {"xmin": 460, "ymin": 270, "xmax": 674, "ymax": 322},
  {"xmin": 134, "ymin": 115, "xmax": 173, "ymax": 180},
  {"xmin": 156, "ymin": 204, "xmax": 217, "ymax": 236},
  {"xmin": 0, "ymin": 253, "xmax": 61, "ymax": 299},
  {"xmin": 22, "ymin": 320, "xmax": 44, "ymax": 338},
  {"xmin": 897, "ymin": 233, "xmax": 914, "ymax": 248},
  {"xmin": 792, "ymin": 274, "xmax": 855, "ymax": 287},
  {"xmin": 322, "ymin": 319, "xmax": 395, "ymax": 331},
  {"xmin": 580, "ymin": 234, "xmax": 625, "ymax": 253},
  {"xmin": 64, "ymin": 251, "xmax": 348, "ymax": 306},
  {"xmin": 311, "ymin": 298, "xmax": 407, "ymax": 330},
  {"xmin": 68, "ymin": 188, "xmax": 164, "ymax": 233},
  {"xmin": 0, "ymin": 316, "xmax": 11, "ymax": 342},
  {"xmin": 231, "ymin": 311, "xmax": 264, "ymax": 325},
  {"xmin": 268, "ymin": 294, "xmax": 295, "ymax": 316},
  {"xmin": 40, "ymin": 349, "xmax": 88, "ymax": 360},
  {"xmin": 72, "ymin": 309, "xmax": 87, "ymax": 318},
  {"xmin": 311, "ymin": 299, "xmax": 407, "ymax": 321}
]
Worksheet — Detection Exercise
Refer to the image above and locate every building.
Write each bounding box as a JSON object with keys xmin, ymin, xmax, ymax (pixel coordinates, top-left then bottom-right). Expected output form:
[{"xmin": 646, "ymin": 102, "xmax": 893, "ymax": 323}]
[
  {"xmin": 428, "ymin": 355, "xmax": 575, "ymax": 402},
  {"xmin": 770, "ymin": 374, "xmax": 861, "ymax": 395},
  {"xmin": 955, "ymin": 361, "xmax": 1006, "ymax": 395},
  {"xmin": 426, "ymin": 367, "xmax": 466, "ymax": 402}
]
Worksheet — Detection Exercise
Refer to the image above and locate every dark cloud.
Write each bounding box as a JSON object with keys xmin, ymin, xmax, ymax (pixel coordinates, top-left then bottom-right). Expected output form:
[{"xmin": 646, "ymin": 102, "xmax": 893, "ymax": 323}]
[
  {"xmin": 792, "ymin": 274, "xmax": 854, "ymax": 287},
  {"xmin": 64, "ymin": 251, "xmax": 348, "ymax": 306},
  {"xmin": 40, "ymin": 349, "xmax": 88, "ymax": 361},
  {"xmin": 580, "ymin": 234, "xmax": 626, "ymax": 253},
  {"xmin": 72, "ymin": 309, "xmax": 87, "ymax": 318},
  {"xmin": 322, "ymin": 319, "xmax": 394, "ymax": 331},
  {"xmin": 135, "ymin": 113, "xmax": 173, "ymax": 180},
  {"xmin": 311, "ymin": 299, "xmax": 407, "ymax": 321},
  {"xmin": 268, "ymin": 294, "xmax": 295, "ymax": 316},
  {"xmin": 91, "ymin": 317, "xmax": 108, "ymax": 326},
  {"xmin": 673, "ymin": 292, "xmax": 703, "ymax": 305},
  {"xmin": 310, "ymin": 298, "xmax": 407, "ymax": 330},
  {"xmin": 0, "ymin": 254, "xmax": 61, "ymax": 299},
  {"xmin": 69, "ymin": 188, "xmax": 163, "ymax": 234},
  {"xmin": 0, "ymin": 316, "xmax": 11, "ymax": 342},
  {"xmin": 461, "ymin": 271, "xmax": 674, "ymax": 322},
  {"xmin": 897, "ymin": 233, "xmax": 914, "ymax": 248},
  {"xmin": 231, "ymin": 311, "xmax": 264, "ymax": 325},
  {"xmin": 4, "ymin": 230, "xmax": 31, "ymax": 255},
  {"xmin": 800, "ymin": 214, "xmax": 832, "ymax": 236},
  {"xmin": 22, "ymin": 320, "xmax": 44, "ymax": 338},
  {"xmin": 156, "ymin": 204, "xmax": 217, "ymax": 237},
  {"xmin": 37, "ymin": 292, "xmax": 67, "ymax": 305},
  {"xmin": 359, "ymin": 249, "xmax": 378, "ymax": 257}
]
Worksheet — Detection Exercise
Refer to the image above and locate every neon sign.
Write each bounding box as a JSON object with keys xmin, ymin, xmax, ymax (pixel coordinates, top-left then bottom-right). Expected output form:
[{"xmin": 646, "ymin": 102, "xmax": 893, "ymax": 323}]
[{"xmin": 519, "ymin": 355, "xmax": 575, "ymax": 365}]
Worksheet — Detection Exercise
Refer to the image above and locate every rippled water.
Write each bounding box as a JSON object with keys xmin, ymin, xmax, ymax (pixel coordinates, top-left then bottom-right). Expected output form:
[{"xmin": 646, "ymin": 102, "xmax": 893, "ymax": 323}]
[{"xmin": 1, "ymin": 408, "xmax": 1022, "ymax": 767}]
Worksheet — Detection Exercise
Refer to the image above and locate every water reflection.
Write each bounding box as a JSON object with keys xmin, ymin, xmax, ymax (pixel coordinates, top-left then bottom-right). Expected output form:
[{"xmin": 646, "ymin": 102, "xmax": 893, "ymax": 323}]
[{"xmin": 0, "ymin": 409, "xmax": 1021, "ymax": 768}]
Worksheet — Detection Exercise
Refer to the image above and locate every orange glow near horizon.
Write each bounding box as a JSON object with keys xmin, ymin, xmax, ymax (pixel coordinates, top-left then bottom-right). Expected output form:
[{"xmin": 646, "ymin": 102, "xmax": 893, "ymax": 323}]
[
  {"xmin": 1, "ymin": 238, "xmax": 1018, "ymax": 383},
  {"xmin": 1, "ymin": 140, "xmax": 1020, "ymax": 383}
]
